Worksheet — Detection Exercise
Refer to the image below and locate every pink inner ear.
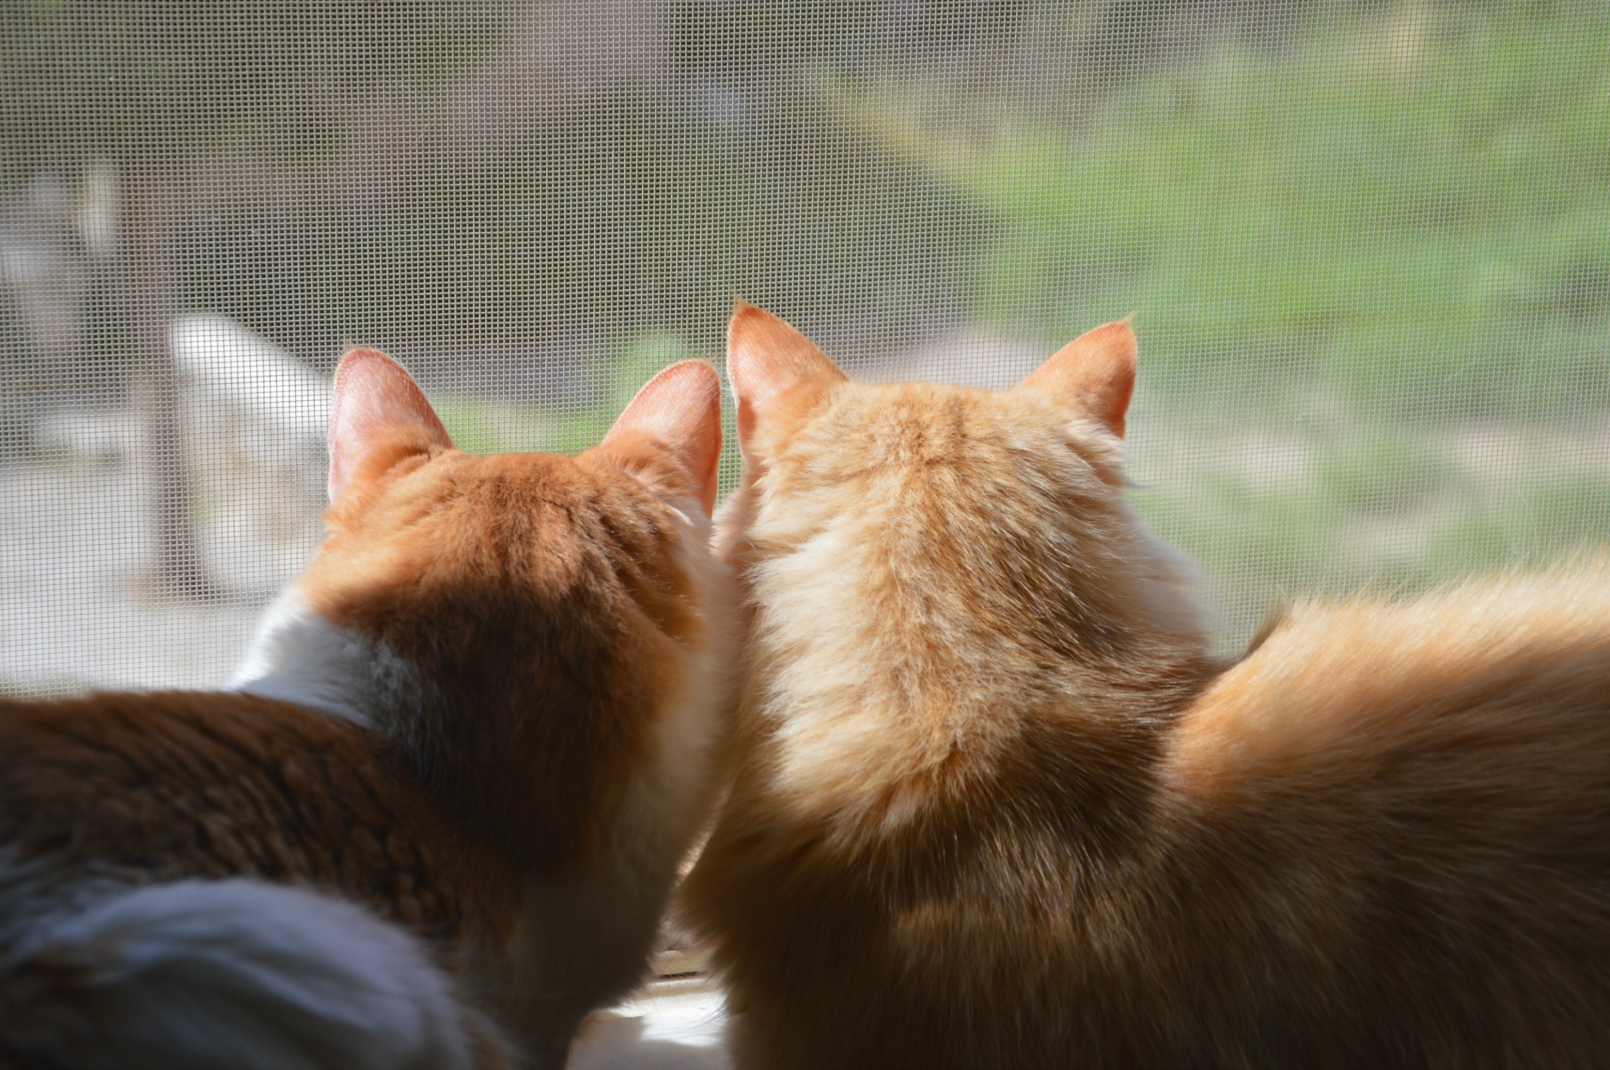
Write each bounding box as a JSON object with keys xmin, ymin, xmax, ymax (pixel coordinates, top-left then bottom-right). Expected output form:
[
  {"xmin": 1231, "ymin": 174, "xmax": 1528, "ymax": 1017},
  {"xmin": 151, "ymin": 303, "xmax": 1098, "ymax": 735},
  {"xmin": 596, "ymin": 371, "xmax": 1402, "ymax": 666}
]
[
  {"xmin": 603, "ymin": 360, "xmax": 723, "ymax": 515},
  {"xmin": 726, "ymin": 301, "xmax": 846, "ymax": 451},
  {"xmin": 1016, "ymin": 320, "xmax": 1137, "ymax": 438},
  {"xmin": 327, "ymin": 347, "xmax": 453, "ymax": 504}
]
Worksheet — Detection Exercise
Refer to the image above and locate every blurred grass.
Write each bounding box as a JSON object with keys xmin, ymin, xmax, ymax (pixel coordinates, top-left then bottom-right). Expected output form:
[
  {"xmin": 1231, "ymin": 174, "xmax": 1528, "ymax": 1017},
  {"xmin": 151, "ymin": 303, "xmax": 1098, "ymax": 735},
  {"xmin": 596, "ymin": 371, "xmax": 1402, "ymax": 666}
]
[
  {"xmin": 1126, "ymin": 414, "xmax": 1610, "ymax": 644},
  {"xmin": 965, "ymin": 4, "xmax": 1610, "ymax": 408}
]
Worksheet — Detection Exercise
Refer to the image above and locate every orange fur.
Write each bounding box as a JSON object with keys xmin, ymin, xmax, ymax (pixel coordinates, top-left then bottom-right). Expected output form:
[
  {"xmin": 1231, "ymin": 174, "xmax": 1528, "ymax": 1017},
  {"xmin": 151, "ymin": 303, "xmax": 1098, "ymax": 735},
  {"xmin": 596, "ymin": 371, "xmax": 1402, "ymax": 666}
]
[
  {"xmin": 682, "ymin": 304, "xmax": 1610, "ymax": 1068},
  {"xmin": 1, "ymin": 353, "xmax": 738, "ymax": 1069},
  {"xmin": 305, "ymin": 445, "xmax": 698, "ymax": 875}
]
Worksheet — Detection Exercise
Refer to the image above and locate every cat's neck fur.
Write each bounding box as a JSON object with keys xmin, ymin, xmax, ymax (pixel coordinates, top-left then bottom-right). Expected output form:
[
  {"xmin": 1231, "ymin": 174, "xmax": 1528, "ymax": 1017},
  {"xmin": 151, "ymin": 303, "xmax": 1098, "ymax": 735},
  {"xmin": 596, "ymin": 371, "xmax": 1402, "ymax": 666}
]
[
  {"xmin": 230, "ymin": 585, "xmax": 419, "ymax": 732},
  {"xmin": 722, "ymin": 383, "xmax": 1219, "ymax": 818}
]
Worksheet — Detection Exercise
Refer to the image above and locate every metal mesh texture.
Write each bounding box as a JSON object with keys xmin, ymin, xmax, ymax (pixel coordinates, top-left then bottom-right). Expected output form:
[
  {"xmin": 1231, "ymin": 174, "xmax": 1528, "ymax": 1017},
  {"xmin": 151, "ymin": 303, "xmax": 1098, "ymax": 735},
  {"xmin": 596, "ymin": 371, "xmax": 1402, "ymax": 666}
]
[{"xmin": 2, "ymin": 1, "xmax": 1607, "ymax": 695}]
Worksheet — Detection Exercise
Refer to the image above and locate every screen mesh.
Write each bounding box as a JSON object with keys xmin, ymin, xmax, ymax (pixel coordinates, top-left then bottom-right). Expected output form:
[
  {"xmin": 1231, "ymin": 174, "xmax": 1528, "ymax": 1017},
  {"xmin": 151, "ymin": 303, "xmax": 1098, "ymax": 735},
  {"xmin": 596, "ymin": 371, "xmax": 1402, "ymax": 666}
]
[{"xmin": 3, "ymin": 1, "xmax": 1607, "ymax": 695}]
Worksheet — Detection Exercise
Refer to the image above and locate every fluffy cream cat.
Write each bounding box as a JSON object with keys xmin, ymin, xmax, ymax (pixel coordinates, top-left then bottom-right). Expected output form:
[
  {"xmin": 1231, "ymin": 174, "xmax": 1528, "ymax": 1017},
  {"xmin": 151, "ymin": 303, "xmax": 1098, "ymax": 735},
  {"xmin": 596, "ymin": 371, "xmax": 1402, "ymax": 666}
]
[{"xmin": 682, "ymin": 302, "xmax": 1610, "ymax": 1069}]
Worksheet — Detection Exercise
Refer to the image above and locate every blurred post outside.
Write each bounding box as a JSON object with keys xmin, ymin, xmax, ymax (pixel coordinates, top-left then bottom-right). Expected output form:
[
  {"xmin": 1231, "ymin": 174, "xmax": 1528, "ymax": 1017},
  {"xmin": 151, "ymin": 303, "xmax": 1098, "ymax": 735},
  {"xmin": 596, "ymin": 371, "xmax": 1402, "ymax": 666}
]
[
  {"xmin": 0, "ymin": 1, "xmax": 1607, "ymax": 693},
  {"xmin": 121, "ymin": 164, "xmax": 205, "ymax": 593}
]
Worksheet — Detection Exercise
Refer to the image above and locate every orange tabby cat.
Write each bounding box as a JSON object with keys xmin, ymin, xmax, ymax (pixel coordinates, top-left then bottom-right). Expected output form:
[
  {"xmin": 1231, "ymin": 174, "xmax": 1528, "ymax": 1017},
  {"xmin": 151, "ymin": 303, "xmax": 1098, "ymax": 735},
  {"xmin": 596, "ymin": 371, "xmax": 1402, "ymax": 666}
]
[
  {"xmin": 682, "ymin": 302, "xmax": 1610, "ymax": 1069},
  {"xmin": 0, "ymin": 350, "xmax": 737, "ymax": 1069}
]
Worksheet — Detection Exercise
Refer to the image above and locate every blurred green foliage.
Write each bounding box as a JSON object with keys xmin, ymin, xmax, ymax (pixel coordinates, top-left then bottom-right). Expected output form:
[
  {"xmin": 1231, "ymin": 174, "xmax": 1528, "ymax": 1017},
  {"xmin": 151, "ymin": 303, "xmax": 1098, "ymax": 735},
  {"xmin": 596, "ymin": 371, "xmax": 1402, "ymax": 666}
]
[{"xmin": 947, "ymin": 4, "xmax": 1610, "ymax": 418}]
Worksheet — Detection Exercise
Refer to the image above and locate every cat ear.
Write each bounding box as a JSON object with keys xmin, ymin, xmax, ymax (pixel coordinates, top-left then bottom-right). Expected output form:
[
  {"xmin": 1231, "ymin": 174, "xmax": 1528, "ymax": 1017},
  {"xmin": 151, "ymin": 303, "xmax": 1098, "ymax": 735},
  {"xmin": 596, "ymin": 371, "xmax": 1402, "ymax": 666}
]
[
  {"xmin": 1015, "ymin": 320, "xmax": 1137, "ymax": 438},
  {"xmin": 727, "ymin": 301, "xmax": 846, "ymax": 455},
  {"xmin": 327, "ymin": 348, "xmax": 453, "ymax": 504},
  {"xmin": 602, "ymin": 360, "xmax": 723, "ymax": 516}
]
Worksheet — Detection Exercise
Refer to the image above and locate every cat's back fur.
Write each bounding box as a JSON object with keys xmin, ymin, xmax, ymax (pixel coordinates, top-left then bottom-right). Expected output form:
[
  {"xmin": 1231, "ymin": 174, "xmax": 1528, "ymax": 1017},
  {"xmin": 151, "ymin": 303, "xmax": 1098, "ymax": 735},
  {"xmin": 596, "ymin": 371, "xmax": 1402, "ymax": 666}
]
[
  {"xmin": 1156, "ymin": 569, "xmax": 1610, "ymax": 1065},
  {"xmin": 0, "ymin": 691, "xmax": 482, "ymax": 941},
  {"xmin": 683, "ymin": 303, "xmax": 1610, "ymax": 1069},
  {"xmin": 1, "ymin": 351, "xmax": 737, "ymax": 1070}
]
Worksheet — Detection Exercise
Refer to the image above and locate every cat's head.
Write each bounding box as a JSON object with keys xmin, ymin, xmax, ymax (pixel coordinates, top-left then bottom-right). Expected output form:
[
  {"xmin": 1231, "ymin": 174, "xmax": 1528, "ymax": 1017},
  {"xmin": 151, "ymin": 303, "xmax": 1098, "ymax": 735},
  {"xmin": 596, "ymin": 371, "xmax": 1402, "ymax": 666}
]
[
  {"xmin": 719, "ymin": 301, "xmax": 1200, "ymax": 656},
  {"xmin": 261, "ymin": 350, "xmax": 734, "ymax": 875}
]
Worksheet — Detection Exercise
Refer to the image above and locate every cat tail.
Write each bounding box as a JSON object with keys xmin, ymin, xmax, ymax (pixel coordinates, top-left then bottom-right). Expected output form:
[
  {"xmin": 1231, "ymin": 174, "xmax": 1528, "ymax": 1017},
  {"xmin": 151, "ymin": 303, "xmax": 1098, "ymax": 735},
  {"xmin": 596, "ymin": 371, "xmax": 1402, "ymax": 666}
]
[{"xmin": 0, "ymin": 879, "xmax": 513, "ymax": 1070}]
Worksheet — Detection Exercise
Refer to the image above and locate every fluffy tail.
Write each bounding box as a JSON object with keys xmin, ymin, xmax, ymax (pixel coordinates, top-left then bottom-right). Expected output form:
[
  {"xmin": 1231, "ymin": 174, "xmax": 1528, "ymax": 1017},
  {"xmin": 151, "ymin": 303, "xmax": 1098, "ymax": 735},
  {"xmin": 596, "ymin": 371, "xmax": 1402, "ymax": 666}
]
[{"xmin": 0, "ymin": 879, "xmax": 503, "ymax": 1070}]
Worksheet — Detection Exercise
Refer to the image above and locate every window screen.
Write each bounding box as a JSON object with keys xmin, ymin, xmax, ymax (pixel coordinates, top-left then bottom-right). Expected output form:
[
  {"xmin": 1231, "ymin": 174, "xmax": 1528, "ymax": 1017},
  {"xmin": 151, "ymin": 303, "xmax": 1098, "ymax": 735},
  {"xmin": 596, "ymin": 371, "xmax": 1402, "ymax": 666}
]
[{"xmin": 3, "ymin": 0, "xmax": 1607, "ymax": 696}]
